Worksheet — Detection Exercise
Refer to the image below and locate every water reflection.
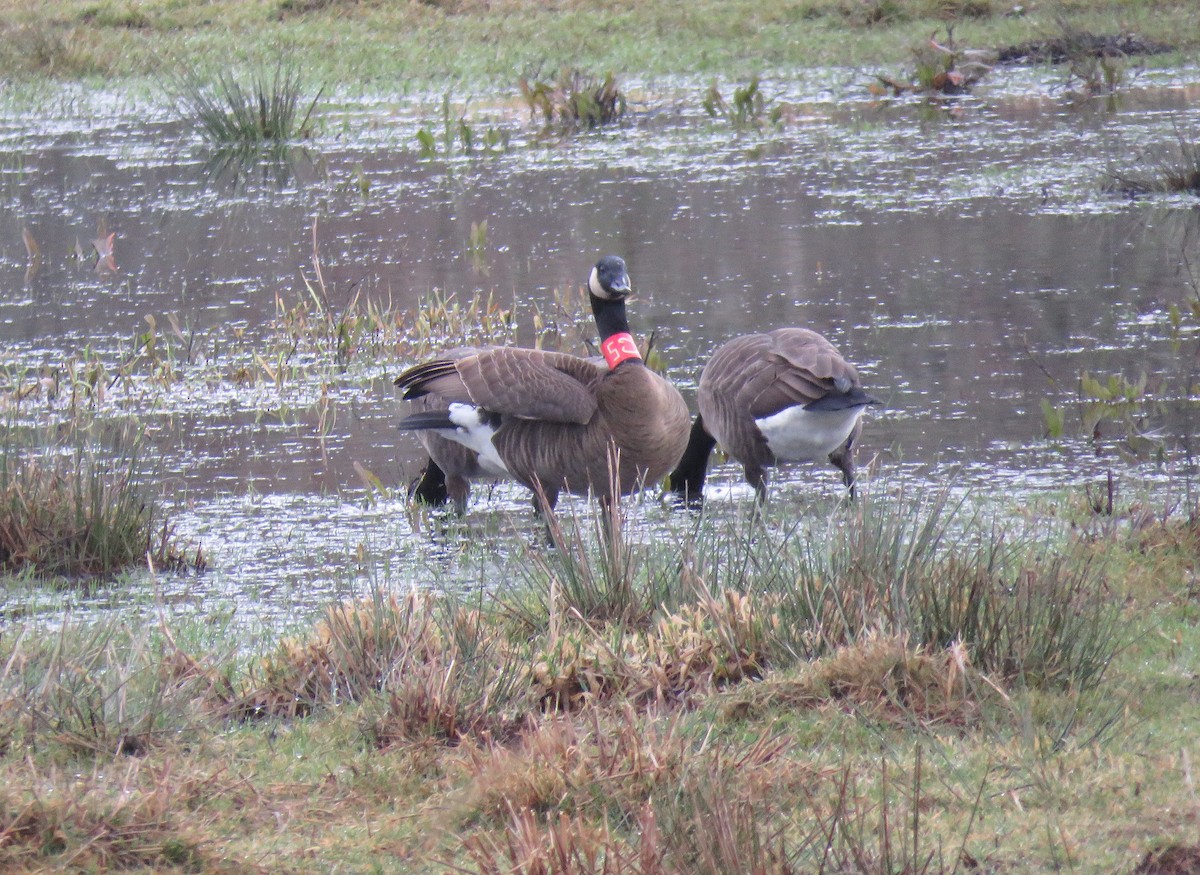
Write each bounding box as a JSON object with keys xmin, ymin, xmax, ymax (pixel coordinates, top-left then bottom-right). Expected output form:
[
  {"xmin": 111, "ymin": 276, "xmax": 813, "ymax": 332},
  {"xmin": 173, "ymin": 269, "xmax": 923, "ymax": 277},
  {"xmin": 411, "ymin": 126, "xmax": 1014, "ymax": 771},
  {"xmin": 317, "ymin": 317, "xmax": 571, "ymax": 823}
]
[
  {"xmin": 200, "ymin": 143, "xmax": 325, "ymax": 194},
  {"xmin": 2, "ymin": 68, "xmax": 1200, "ymax": 626}
]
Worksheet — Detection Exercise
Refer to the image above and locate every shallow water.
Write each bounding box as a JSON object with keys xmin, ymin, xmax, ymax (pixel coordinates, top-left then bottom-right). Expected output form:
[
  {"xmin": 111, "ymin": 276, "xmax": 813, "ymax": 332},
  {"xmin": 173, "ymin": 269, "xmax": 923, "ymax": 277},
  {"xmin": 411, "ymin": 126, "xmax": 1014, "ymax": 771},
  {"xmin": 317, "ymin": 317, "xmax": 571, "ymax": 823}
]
[{"xmin": 3, "ymin": 65, "xmax": 1200, "ymax": 629}]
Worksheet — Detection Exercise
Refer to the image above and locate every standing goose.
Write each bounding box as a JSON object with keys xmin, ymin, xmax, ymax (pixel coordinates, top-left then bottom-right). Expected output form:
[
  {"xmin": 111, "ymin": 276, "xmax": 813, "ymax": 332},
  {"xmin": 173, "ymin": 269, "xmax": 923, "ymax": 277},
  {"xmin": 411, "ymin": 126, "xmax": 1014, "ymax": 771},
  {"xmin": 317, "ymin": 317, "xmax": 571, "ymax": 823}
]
[
  {"xmin": 668, "ymin": 328, "xmax": 879, "ymax": 505},
  {"xmin": 406, "ymin": 348, "xmax": 607, "ymax": 514},
  {"xmin": 395, "ymin": 256, "xmax": 691, "ymax": 511},
  {"xmin": 405, "ymin": 347, "xmax": 492, "ymax": 514}
]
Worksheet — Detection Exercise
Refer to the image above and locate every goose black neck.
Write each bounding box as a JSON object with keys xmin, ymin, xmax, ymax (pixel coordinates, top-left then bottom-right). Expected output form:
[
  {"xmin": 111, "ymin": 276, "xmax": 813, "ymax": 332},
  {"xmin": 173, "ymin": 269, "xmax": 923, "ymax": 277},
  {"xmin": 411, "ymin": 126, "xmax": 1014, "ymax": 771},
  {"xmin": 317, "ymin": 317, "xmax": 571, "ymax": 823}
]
[{"xmin": 590, "ymin": 293, "xmax": 631, "ymax": 342}]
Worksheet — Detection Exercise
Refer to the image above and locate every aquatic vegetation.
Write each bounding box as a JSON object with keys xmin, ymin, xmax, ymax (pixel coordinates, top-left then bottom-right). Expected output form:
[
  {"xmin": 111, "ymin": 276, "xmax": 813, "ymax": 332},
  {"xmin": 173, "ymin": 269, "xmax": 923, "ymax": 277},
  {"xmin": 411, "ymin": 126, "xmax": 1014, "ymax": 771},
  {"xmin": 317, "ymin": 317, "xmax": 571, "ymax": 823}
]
[
  {"xmin": 467, "ymin": 218, "xmax": 489, "ymax": 274},
  {"xmin": 519, "ymin": 68, "xmax": 627, "ymax": 133},
  {"xmin": 1105, "ymin": 126, "xmax": 1200, "ymax": 196},
  {"xmin": 0, "ymin": 402, "xmax": 199, "ymax": 579},
  {"xmin": 702, "ymin": 76, "xmax": 782, "ymax": 131},
  {"xmin": 1047, "ymin": 15, "xmax": 1131, "ymax": 96},
  {"xmin": 171, "ymin": 58, "xmax": 323, "ymax": 145},
  {"xmin": 872, "ymin": 28, "xmax": 994, "ymax": 97},
  {"xmin": 1040, "ymin": 365, "xmax": 1163, "ymax": 460},
  {"xmin": 416, "ymin": 92, "xmax": 511, "ymax": 159}
]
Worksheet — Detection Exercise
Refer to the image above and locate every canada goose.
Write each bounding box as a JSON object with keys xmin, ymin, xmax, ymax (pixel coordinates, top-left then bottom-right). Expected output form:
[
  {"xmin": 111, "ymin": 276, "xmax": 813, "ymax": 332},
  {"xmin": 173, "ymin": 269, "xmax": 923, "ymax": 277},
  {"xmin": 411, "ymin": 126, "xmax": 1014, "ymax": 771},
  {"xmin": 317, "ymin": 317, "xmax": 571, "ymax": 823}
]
[
  {"xmin": 395, "ymin": 255, "xmax": 691, "ymax": 511},
  {"xmin": 405, "ymin": 347, "xmax": 491, "ymax": 514},
  {"xmin": 667, "ymin": 328, "xmax": 879, "ymax": 504},
  {"xmin": 406, "ymin": 348, "xmax": 607, "ymax": 514}
]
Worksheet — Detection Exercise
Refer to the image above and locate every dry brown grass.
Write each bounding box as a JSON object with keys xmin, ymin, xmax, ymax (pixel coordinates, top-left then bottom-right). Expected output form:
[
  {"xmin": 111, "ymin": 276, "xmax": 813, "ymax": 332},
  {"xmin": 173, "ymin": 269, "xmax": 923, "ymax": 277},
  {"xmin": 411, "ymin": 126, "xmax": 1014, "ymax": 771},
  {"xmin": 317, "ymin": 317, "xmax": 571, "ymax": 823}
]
[
  {"xmin": 717, "ymin": 632, "xmax": 1003, "ymax": 730},
  {"xmin": 0, "ymin": 424, "xmax": 199, "ymax": 578},
  {"xmin": 457, "ymin": 708, "xmax": 690, "ymax": 824},
  {"xmin": 238, "ymin": 590, "xmax": 536, "ymax": 750},
  {"xmin": 0, "ymin": 757, "xmax": 238, "ymax": 872},
  {"xmin": 238, "ymin": 590, "xmax": 466, "ymax": 716},
  {"xmin": 451, "ymin": 708, "xmax": 813, "ymax": 873},
  {"xmin": 529, "ymin": 587, "xmax": 770, "ymax": 711}
]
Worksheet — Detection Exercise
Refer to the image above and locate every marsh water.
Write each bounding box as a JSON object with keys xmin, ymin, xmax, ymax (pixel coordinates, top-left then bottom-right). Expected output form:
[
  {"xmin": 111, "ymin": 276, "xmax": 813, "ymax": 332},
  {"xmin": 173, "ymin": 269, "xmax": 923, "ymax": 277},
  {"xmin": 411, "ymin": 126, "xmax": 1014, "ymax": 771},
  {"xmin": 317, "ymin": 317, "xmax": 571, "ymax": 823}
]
[{"xmin": 3, "ymin": 64, "xmax": 1200, "ymax": 631}]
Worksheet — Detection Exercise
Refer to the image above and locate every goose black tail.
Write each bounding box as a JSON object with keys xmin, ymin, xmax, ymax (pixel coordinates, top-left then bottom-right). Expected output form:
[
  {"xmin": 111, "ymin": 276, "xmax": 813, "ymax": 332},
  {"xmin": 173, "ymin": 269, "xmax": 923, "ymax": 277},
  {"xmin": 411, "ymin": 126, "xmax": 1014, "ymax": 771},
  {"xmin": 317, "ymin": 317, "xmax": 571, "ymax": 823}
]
[
  {"xmin": 804, "ymin": 388, "xmax": 881, "ymax": 412},
  {"xmin": 398, "ymin": 411, "xmax": 456, "ymax": 431}
]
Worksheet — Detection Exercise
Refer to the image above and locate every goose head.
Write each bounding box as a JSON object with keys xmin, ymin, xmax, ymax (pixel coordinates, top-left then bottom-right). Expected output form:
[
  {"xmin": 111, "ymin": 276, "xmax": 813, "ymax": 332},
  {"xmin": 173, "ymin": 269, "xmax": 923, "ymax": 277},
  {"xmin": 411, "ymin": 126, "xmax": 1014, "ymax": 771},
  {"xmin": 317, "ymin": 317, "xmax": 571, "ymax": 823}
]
[{"xmin": 588, "ymin": 255, "xmax": 632, "ymax": 301}]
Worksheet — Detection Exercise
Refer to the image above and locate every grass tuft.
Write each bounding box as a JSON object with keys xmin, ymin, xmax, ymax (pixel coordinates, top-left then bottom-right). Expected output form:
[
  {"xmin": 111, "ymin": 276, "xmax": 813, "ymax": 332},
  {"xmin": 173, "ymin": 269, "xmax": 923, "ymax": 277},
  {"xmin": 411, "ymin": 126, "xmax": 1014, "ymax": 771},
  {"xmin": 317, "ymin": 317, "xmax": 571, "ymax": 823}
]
[
  {"xmin": 0, "ymin": 616, "xmax": 234, "ymax": 756},
  {"xmin": 718, "ymin": 632, "xmax": 999, "ymax": 729},
  {"xmin": 171, "ymin": 58, "xmax": 324, "ymax": 145},
  {"xmin": 0, "ymin": 411, "xmax": 199, "ymax": 579},
  {"xmin": 240, "ymin": 589, "xmax": 449, "ymax": 717},
  {"xmin": 766, "ymin": 483, "xmax": 1124, "ymax": 692},
  {"xmin": 1105, "ymin": 126, "xmax": 1200, "ymax": 196},
  {"xmin": 241, "ymin": 590, "xmax": 533, "ymax": 738},
  {"xmin": 0, "ymin": 769, "xmax": 211, "ymax": 871},
  {"xmin": 0, "ymin": 20, "xmax": 103, "ymax": 77}
]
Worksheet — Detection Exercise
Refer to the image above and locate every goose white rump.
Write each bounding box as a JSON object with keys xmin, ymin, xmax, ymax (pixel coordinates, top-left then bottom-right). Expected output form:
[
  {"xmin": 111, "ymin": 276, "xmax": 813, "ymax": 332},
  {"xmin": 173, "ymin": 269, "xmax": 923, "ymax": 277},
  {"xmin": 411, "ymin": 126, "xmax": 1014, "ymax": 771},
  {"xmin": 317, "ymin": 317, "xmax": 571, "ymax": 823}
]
[
  {"xmin": 756, "ymin": 404, "xmax": 868, "ymax": 462},
  {"xmin": 441, "ymin": 403, "xmax": 512, "ymax": 478}
]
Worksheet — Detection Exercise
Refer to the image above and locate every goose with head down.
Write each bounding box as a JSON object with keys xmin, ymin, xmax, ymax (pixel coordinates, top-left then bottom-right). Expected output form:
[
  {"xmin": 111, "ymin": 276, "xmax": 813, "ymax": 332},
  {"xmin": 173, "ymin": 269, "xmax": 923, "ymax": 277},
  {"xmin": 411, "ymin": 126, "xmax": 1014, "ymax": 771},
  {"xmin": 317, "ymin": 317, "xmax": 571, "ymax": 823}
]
[
  {"xmin": 668, "ymin": 327, "xmax": 879, "ymax": 505},
  {"xmin": 395, "ymin": 256, "xmax": 691, "ymax": 511}
]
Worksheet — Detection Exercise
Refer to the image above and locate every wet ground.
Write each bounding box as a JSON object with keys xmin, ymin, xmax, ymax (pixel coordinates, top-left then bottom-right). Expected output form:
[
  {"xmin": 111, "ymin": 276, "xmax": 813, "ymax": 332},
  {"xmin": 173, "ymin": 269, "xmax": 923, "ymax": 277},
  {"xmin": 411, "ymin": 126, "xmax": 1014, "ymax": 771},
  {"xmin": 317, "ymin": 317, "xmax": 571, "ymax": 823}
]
[{"xmin": 3, "ymin": 63, "xmax": 1200, "ymax": 631}]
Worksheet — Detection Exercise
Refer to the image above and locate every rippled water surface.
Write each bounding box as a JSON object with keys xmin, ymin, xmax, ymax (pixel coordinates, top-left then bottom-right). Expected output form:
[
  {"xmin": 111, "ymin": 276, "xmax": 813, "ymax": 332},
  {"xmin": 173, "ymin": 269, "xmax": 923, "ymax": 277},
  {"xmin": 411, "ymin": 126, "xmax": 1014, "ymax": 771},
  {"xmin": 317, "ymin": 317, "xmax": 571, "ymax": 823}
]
[{"xmin": 3, "ymin": 66, "xmax": 1200, "ymax": 629}]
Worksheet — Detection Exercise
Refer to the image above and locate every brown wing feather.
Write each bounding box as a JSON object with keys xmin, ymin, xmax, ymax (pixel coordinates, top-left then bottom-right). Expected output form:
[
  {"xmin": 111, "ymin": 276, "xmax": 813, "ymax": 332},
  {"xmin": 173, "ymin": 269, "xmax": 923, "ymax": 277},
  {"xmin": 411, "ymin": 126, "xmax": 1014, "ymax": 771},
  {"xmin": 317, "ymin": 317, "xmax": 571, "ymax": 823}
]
[
  {"xmin": 727, "ymin": 329, "xmax": 861, "ymax": 419},
  {"xmin": 771, "ymin": 328, "xmax": 860, "ymax": 384},
  {"xmin": 395, "ymin": 348, "xmax": 601, "ymax": 424}
]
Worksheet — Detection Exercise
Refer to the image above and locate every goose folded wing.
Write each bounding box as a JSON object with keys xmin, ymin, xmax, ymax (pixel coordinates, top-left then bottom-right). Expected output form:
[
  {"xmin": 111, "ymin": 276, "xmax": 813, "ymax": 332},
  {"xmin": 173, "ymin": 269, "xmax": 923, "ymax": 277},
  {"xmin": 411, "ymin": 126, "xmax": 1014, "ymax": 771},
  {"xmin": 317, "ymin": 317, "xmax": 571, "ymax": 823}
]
[
  {"xmin": 771, "ymin": 330, "xmax": 861, "ymax": 387},
  {"xmin": 741, "ymin": 361, "xmax": 832, "ymax": 419},
  {"xmin": 741, "ymin": 338, "xmax": 862, "ymax": 416},
  {"xmin": 395, "ymin": 349, "xmax": 600, "ymax": 424}
]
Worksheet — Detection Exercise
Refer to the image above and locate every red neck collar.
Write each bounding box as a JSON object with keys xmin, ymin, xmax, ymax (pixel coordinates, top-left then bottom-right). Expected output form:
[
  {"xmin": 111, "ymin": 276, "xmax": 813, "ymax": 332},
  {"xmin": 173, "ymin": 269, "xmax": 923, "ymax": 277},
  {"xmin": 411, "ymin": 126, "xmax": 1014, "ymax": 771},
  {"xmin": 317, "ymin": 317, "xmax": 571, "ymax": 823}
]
[{"xmin": 601, "ymin": 332, "xmax": 642, "ymax": 370}]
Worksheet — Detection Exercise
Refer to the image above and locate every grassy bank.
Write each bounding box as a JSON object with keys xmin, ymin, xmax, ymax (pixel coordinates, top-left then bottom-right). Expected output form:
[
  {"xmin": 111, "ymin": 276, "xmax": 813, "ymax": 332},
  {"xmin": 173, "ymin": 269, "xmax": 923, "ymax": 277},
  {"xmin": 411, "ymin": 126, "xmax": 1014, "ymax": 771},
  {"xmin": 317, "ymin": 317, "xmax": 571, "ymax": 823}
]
[
  {"xmin": 2, "ymin": 482, "xmax": 1199, "ymax": 872},
  {"xmin": 0, "ymin": 0, "xmax": 1196, "ymax": 92}
]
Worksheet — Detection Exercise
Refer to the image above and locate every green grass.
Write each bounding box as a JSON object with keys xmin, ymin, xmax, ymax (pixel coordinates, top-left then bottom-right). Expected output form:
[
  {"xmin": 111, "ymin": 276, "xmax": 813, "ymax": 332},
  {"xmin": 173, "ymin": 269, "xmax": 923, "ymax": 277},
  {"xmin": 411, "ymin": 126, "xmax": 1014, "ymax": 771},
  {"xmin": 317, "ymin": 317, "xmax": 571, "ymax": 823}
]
[{"xmin": 0, "ymin": 0, "xmax": 1195, "ymax": 92}]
